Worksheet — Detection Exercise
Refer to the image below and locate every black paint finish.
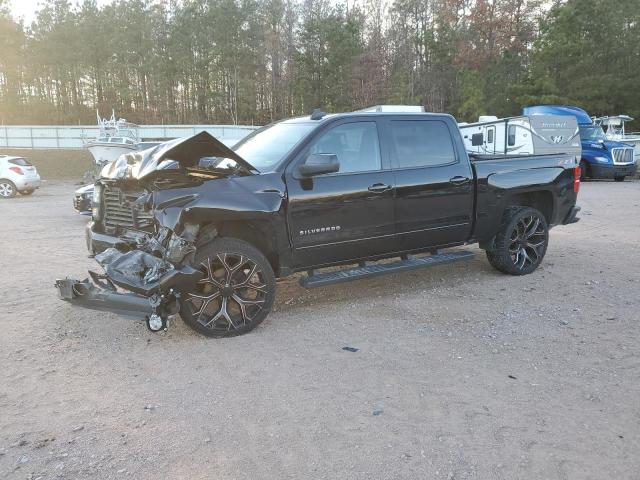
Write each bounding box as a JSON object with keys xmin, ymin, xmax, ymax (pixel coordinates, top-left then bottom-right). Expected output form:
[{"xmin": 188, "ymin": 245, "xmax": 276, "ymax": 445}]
[{"xmin": 89, "ymin": 112, "xmax": 580, "ymax": 277}]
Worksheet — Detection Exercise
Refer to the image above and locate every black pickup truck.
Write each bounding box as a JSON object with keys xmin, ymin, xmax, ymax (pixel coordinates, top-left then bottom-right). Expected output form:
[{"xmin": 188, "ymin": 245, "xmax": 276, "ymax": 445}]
[{"xmin": 56, "ymin": 111, "xmax": 581, "ymax": 337}]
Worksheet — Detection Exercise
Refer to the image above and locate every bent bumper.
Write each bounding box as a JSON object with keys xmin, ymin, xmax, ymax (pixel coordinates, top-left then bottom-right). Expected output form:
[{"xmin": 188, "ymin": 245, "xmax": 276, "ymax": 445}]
[
  {"xmin": 55, "ymin": 277, "xmax": 154, "ymax": 318},
  {"xmin": 589, "ymin": 163, "xmax": 637, "ymax": 179},
  {"xmin": 85, "ymin": 221, "xmax": 119, "ymax": 254}
]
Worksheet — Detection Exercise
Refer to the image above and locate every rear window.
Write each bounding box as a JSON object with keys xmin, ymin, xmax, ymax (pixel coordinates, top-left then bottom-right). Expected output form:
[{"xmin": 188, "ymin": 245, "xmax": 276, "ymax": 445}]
[
  {"xmin": 9, "ymin": 158, "xmax": 32, "ymax": 166},
  {"xmin": 390, "ymin": 120, "xmax": 456, "ymax": 168}
]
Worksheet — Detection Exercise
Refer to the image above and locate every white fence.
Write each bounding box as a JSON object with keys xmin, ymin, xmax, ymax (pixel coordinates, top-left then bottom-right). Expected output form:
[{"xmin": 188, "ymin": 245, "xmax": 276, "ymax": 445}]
[{"xmin": 0, "ymin": 124, "xmax": 260, "ymax": 149}]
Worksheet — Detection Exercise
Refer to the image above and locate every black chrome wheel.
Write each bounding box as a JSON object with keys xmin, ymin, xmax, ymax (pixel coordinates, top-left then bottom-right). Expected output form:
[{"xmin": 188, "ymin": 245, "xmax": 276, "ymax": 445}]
[
  {"xmin": 180, "ymin": 238, "xmax": 276, "ymax": 337},
  {"xmin": 486, "ymin": 207, "xmax": 549, "ymax": 275},
  {"xmin": 508, "ymin": 214, "xmax": 547, "ymax": 270}
]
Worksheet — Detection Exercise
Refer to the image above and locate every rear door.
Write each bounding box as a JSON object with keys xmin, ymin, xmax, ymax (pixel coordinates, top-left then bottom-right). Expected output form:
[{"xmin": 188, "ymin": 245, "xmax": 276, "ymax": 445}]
[
  {"xmin": 485, "ymin": 125, "xmax": 496, "ymax": 154},
  {"xmin": 285, "ymin": 119, "xmax": 396, "ymax": 268},
  {"xmin": 382, "ymin": 117, "xmax": 474, "ymax": 251}
]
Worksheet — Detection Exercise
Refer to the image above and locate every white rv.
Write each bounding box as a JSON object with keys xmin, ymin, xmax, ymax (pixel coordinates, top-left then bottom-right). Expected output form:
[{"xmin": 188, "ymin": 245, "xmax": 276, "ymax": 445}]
[{"xmin": 459, "ymin": 115, "xmax": 581, "ymax": 158}]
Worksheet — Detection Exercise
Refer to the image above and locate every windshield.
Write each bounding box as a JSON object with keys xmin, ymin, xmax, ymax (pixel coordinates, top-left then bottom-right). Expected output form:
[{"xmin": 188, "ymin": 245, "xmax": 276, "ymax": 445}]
[
  {"xmin": 579, "ymin": 125, "xmax": 606, "ymax": 142},
  {"xmin": 233, "ymin": 122, "xmax": 316, "ymax": 171}
]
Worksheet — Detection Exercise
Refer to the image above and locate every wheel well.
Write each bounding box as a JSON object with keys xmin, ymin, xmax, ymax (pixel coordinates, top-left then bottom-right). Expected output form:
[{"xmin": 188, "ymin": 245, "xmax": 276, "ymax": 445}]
[
  {"xmin": 203, "ymin": 220, "xmax": 280, "ymax": 275},
  {"xmin": 506, "ymin": 191, "xmax": 554, "ymax": 224}
]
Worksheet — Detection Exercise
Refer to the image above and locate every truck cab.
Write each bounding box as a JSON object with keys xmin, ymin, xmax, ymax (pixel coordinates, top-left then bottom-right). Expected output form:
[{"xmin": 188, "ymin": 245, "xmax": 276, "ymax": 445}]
[{"xmin": 524, "ymin": 105, "xmax": 637, "ymax": 181}]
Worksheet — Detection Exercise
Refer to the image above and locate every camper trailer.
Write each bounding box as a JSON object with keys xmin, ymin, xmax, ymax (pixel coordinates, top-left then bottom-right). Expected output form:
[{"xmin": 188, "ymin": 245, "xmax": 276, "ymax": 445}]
[{"xmin": 459, "ymin": 115, "xmax": 581, "ymax": 158}]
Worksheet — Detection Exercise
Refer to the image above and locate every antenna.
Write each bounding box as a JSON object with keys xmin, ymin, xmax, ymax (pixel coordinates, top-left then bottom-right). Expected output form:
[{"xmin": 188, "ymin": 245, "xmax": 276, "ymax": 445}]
[{"xmin": 310, "ymin": 108, "xmax": 327, "ymax": 120}]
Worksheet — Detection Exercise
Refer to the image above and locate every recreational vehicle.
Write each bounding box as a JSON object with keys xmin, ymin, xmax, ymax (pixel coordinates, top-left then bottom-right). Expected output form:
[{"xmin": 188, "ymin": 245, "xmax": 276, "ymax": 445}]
[{"xmin": 459, "ymin": 115, "xmax": 581, "ymax": 159}]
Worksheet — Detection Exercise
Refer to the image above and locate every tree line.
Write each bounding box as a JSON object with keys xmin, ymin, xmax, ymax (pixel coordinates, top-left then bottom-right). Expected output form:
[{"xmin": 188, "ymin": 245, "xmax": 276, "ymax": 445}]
[{"xmin": 0, "ymin": 0, "xmax": 639, "ymax": 127}]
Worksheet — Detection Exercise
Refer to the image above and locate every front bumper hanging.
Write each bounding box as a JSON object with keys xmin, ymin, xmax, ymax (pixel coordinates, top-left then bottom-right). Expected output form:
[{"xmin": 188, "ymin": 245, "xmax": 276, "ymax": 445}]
[{"xmin": 55, "ymin": 277, "xmax": 154, "ymax": 318}]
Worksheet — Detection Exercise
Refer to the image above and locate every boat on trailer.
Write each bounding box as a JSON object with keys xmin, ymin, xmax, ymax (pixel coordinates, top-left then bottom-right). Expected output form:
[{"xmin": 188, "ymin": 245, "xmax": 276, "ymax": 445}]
[
  {"xmin": 593, "ymin": 115, "xmax": 640, "ymax": 162},
  {"xmin": 84, "ymin": 111, "xmax": 140, "ymax": 167}
]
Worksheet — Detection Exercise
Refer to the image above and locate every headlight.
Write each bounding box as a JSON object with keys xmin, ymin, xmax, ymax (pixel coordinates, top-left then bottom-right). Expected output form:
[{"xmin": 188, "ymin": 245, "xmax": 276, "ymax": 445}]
[
  {"xmin": 92, "ymin": 185, "xmax": 103, "ymax": 220},
  {"xmin": 593, "ymin": 156, "xmax": 610, "ymax": 163}
]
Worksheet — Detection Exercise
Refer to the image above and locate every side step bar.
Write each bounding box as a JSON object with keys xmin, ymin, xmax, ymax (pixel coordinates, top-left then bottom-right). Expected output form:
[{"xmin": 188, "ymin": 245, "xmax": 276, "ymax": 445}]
[{"xmin": 300, "ymin": 250, "xmax": 474, "ymax": 289}]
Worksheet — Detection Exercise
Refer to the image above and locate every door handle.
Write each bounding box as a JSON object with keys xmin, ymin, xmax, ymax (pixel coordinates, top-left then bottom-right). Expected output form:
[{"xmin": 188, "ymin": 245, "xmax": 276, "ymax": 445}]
[
  {"xmin": 449, "ymin": 176, "xmax": 470, "ymax": 186},
  {"xmin": 368, "ymin": 183, "xmax": 392, "ymax": 193}
]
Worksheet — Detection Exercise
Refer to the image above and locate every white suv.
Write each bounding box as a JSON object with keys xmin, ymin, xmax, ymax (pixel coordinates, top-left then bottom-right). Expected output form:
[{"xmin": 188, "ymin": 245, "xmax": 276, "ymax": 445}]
[{"xmin": 0, "ymin": 155, "xmax": 41, "ymax": 198}]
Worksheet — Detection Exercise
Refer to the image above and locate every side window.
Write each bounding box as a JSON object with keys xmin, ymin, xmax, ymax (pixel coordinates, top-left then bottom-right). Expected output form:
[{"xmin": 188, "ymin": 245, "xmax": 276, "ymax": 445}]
[
  {"xmin": 487, "ymin": 129, "xmax": 494, "ymax": 144},
  {"xmin": 390, "ymin": 120, "xmax": 456, "ymax": 168},
  {"xmin": 507, "ymin": 125, "xmax": 516, "ymax": 146},
  {"xmin": 308, "ymin": 122, "xmax": 381, "ymax": 174}
]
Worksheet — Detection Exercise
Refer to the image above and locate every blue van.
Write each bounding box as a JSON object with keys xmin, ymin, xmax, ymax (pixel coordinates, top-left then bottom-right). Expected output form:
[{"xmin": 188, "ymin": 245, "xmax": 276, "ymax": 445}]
[{"xmin": 523, "ymin": 105, "xmax": 637, "ymax": 181}]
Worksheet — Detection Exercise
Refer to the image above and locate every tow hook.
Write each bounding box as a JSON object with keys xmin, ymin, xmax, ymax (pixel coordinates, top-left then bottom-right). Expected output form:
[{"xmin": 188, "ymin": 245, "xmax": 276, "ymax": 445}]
[
  {"xmin": 145, "ymin": 290, "xmax": 179, "ymax": 333},
  {"xmin": 146, "ymin": 313, "xmax": 166, "ymax": 332}
]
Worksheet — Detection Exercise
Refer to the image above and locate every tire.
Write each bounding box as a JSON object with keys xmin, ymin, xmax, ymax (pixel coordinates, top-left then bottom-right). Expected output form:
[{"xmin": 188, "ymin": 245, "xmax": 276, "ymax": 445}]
[
  {"xmin": 485, "ymin": 206, "xmax": 549, "ymax": 275},
  {"xmin": 579, "ymin": 161, "xmax": 588, "ymax": 181},
  {"xmin": 614, "ymin": 176, "xmax": 625, "ymax": 182},
  {"xmin": 19, "ymin": 189, "xmax": 35, "ymax": 195},
  {"xmin": 0, "ymin": 180, "xmax": 17, "ymax": 198},
  {"xmin": 179, "ymin": 237, "xmax": 276, "ymax": 337}
]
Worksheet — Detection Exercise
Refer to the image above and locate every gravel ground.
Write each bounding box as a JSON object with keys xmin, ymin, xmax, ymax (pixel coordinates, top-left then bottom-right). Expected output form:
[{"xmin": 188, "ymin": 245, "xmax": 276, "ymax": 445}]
[{"xmin": 1, "ymin": 180, "xmax": 639, "ymax": 480}]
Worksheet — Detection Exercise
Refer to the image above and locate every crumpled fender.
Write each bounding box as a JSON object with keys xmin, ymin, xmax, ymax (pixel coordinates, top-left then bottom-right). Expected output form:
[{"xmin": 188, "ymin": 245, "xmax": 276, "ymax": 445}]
[{"xmin": 150, "ymin": 172, "xmax": 287, "ymax": 234}]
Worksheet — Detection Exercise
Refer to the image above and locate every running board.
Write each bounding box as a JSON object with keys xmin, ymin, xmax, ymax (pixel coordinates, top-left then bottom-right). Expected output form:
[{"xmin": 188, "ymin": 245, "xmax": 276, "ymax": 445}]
[{"xmin": 300, "ymin": 250, "xmax": 474, "ymax": 289}]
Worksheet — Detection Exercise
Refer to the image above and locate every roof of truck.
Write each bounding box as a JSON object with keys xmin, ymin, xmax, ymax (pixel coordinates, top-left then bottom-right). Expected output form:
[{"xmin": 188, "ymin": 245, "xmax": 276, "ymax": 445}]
[{"xmin": 280, "ymin": 111, "xmax": 455, "ymax": 125}]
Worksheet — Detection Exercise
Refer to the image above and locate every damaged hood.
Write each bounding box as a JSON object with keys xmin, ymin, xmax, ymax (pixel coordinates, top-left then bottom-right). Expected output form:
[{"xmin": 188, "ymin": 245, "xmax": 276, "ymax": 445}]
[{"xmin": 100, "ymin": 131, "xmax": 257, "ymax": 180}]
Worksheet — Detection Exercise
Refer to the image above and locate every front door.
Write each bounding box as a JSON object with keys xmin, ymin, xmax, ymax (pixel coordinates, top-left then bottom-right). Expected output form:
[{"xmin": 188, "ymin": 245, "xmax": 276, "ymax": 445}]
[
  {"xmin": 285, "ymin": 120, "xmax": 396, "ymax": 269},
  {"xmin": 382, "ymin": 118, "xmax": 474, "ymax": 251}
]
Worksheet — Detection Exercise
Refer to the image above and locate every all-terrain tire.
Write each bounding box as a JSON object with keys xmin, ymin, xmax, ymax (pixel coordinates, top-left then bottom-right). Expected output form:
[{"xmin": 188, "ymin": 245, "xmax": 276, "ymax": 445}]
[
  {"xmin": 179, "ymin": 237, "xmax": 276, "ymax": 338},
  {"xmin": 485, "ymin": 206, "xmax": 549, "ymax": 275}
]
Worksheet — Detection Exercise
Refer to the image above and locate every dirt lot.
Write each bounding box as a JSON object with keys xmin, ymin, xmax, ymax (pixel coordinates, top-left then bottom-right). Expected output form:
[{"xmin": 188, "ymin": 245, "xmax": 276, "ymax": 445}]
[{"xmin": 1, "ymin": 180, "xmax": 639, "ymax": 480}]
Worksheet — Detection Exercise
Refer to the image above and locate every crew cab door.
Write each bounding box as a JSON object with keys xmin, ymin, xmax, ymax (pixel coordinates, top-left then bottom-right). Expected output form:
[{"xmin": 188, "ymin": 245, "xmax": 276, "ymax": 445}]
[
  {"xmin": 382, "ymin": 117, "xmax": 474, "ymax": 250},
  {"xmin": 285, "ymin": 119, "xmax": 396, "ymax": 268}
]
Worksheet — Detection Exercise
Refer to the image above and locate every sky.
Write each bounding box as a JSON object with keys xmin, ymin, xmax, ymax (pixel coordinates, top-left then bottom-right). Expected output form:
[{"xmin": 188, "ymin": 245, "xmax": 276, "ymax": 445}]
[{"xmin": 8, "ymin": 0, "xmax": 110, "ymax": 23}]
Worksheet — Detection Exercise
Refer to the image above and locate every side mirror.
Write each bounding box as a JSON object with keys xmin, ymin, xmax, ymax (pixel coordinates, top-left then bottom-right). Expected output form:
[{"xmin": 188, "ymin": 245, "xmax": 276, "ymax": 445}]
[
  {"xmin": 299, "ymin": 153, "xmax": 339, "ymax": 176},
  {"xmin": 471, "ymin": 133, "xmax": 484, "ymax": 146}
]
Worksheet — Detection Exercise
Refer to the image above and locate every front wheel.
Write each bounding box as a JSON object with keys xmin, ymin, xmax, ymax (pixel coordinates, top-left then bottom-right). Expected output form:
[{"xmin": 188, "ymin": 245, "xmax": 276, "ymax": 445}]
[
  {"xmin": 486, "ymin": 207, "xmax": 549, "ymax": 275},
  {"xmin": 179, "ymin": 237, "xmax": 276, "ymax": 337},
  {"xmin": 614, "ymin": 176, "xmax": 625, "ymax": 182}
]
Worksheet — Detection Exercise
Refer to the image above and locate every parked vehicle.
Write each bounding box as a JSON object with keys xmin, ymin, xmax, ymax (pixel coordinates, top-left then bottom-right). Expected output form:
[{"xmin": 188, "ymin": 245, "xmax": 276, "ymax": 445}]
[
  {"xmin": 593, "ymin": 115, "xmax": 640, "ymax": 163},
  {"xmin": 459, "ymin": 114, "xmax": 581, "ymax": 159},
  {"xmin": 524, "ymin": 105, "xmax": 637, "ymax": 182},
  {"xmin": 0, "ymin": 155, "xmax": 41, "ymax": 198},
  {"xmin": 56, "ymin": 111, "xmax": 581, "ymax": 337}
]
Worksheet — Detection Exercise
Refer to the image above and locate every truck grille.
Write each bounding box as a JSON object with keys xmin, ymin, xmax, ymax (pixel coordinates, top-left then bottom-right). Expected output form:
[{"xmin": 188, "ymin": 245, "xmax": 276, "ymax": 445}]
[
  {"xmin": 103, "ymin": 185, "xmax": 153, "ymax": 232},
  {"xmin": 612, "ymin": 147, "xmax": 634, "ymax": 164}
]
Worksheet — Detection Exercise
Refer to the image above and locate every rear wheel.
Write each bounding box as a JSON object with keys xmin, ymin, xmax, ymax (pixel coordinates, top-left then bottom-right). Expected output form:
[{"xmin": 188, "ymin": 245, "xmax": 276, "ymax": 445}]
[
  {"xmin": 19, "ymin": 189, "xmax": 35, "ymax": 195},
  {"xmin": 486, "ymin": 207, "xmax": 549, "ymax": 275},
  {"xmin": 179, "ymin": 237, "xmax": 276, "ymax": 337},
  {"xmin": 614, "ymin": 176, "xmax": 625, "ymax": 182},
  {"xmin": 0, "ymin": 180, "xmax": 17, "ymax": 198}
]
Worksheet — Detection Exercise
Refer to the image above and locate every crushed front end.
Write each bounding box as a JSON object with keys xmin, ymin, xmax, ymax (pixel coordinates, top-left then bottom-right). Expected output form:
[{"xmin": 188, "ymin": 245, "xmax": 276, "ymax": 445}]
[
  {"xmin": 56, "ymin": 131, "xmax": 258, "ymax": 332},
  {"xmin": 56, "ymin": 224, "xmax": 205, "ymax": 331}
]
